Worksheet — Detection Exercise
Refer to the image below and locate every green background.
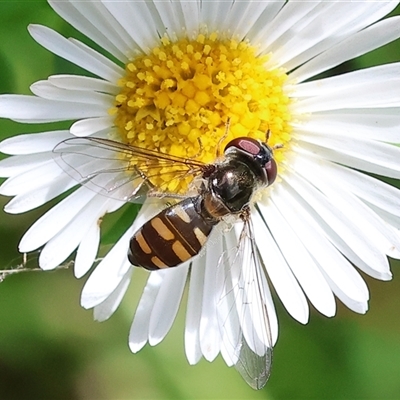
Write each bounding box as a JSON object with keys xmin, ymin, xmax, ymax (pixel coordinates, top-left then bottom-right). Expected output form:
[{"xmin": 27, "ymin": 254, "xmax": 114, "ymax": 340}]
[{"xmin": 1, "ymin": 2, "xmax": 400, "ymax": 399}]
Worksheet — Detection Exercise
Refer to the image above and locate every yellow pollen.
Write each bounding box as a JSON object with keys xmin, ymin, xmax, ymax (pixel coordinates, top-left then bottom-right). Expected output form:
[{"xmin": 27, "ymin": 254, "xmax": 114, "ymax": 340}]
[{"xmin": 113, "ymin": 33, "xmax": 292, "ymax": 193}]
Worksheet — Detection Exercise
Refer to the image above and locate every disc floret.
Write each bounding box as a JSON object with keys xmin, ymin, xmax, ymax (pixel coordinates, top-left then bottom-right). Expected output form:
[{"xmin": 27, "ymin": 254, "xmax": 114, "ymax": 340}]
[{"xmin": 111, "ymin": 33, "xmax": 292, "ymax": 192}]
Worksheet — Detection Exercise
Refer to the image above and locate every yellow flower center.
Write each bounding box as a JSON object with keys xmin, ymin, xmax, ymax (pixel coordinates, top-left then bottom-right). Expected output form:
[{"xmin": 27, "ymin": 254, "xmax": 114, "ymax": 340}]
[{"xmin": 110, "ymin": 33, "xmax": 292, "ymax": 193}]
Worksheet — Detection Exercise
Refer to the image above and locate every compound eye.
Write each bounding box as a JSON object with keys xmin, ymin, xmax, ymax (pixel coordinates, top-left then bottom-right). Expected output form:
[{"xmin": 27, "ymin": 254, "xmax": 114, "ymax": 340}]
[
  {"xmin": 225, "ymin": 137, "xmax": 278, "ymax": 185},
  {"xmin": 224, "ymin": 137, "xmax": 261, "ymax": 155},
  {"xmin": 265, "ymin": 158, "xmax": 278, "ymax": 185}
]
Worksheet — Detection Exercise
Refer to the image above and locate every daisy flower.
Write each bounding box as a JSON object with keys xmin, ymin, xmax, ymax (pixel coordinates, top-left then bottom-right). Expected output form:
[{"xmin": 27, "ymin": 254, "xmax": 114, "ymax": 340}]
[{"xmin": 1, "ymin": 0, "xmax": 400, "ymax": 390}]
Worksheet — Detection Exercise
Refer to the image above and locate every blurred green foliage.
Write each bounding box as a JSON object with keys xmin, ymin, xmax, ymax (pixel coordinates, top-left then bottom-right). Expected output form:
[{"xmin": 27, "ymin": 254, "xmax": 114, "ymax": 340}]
[{"xmin": 0, "ymin": 2, "xmax": 400, "ymax": 399}]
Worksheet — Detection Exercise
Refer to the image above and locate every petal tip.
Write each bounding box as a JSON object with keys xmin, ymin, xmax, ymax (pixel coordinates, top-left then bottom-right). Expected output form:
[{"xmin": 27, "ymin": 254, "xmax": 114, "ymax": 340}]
[{"xmin": 129, "ymin": 340, "xmax": 147, "ymax": 354}]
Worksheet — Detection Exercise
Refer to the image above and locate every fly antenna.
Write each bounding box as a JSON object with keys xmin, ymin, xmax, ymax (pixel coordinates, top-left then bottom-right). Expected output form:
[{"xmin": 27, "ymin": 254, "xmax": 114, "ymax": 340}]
[
  {"xmin": 217, "ymin": 117, "xmax": 231, "ymax": 158},
  {"xmin": 266, "ymin": 128, "xmax": 271, "ymax": 143}
]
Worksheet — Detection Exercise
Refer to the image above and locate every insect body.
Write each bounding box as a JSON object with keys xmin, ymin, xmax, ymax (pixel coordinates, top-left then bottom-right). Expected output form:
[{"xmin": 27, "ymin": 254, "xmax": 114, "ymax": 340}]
[
  {"xmin": 128, "ymin": 137, "xmax": 277, "ymax": 270},
  {"xmin": 128, "ymin": 197, "xmax": 214, "ymax": 269},
  {"xmin": 53, "ymin": 133, "xmax": 278, "ymax": 390}
]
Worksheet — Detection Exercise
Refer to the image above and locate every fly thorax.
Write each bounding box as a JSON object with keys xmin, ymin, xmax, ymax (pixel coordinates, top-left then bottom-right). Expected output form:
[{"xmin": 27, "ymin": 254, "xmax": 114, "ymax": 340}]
[{"xmin": 208, "ymin": 157, "xmax": 260, "ymax": 213}]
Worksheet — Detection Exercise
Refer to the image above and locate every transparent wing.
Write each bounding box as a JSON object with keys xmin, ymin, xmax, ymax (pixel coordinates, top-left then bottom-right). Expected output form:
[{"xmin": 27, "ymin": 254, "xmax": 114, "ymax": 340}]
[
  {"xmin": 217, "ymin": 215, "xmax": 273, "ymax": 390},
  {"xmin": 53, "ymin": 137, "xmax": 206, "ymax": 203}
]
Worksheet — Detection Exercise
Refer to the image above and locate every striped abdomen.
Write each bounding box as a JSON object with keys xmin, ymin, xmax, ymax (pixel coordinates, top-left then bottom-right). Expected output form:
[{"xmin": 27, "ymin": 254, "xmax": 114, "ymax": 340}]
[{"xmin": 128, "ymin": 197, "xmax": 216, "ymax": 270}]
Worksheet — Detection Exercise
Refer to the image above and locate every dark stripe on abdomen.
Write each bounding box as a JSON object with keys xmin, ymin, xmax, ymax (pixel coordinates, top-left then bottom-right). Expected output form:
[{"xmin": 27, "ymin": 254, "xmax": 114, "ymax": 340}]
[{"xmin": 128, "ymin": 197, "xmax": 215, "ymax": 270}]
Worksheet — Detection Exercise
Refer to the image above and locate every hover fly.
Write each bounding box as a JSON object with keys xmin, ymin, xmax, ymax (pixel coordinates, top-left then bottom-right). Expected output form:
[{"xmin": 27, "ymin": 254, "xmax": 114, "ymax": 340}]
[{"xmin": 53, "ymin": 130, "xmax": 279, "ymax": 390}]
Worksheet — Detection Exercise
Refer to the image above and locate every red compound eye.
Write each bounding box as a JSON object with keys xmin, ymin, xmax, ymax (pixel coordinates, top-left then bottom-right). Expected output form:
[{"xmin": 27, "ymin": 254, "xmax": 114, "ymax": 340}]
[
  {"xmin": 224, "ymin": 137, "xmax": 261, "ymax": 155},
  {"xmin": 225, "ymin": 137, "xmax": 277, "ymax": 186},
  {"xmin": 265, "ymin": 158, "xmax": 277, "ymax": 185}
]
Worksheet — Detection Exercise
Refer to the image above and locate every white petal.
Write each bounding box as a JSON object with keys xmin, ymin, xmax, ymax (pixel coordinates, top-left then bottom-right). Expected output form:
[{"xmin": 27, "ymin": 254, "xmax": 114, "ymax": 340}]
[
  {"xmin": 0, "ymin": 130, "xmax": 71, "ymax": 155},
  {"xmin": 80, "ymin": 227, "xmax": 134, "ymax": 307},
  {"xmin": 296, "ymin": 134, "xmax": 400, "ymax": 179},
  {"xmin": 272, "ymin": 184, "xmax": 369, "ymax": 314},
  {"xmin": 229, "ymin": 1, "xmax": 274, "ymax": 42},
  {"xmin": 220, "ymin": 328, "xmax": 239, "ymax": 367},
  {"xmin": 201, "ymin": 0, "xmax": 233, "ymax": 34},
  {"xmin": 225, "ymin": 223, "xmax": 269, "ymax": 356},
  {"xmin": 30, "ymin": 81, "xmax": 113, "ymax": 106},
  {"xmin": 19, "ymin": 186, "xmax": 97, "ymax": 252},
  {"xmin": 70, "ymin": 117, "xmax": 114, "ymax": 137},
  {"xmin": 307, "ymin": 156, "xmax": 400, "ymax": 219},
  {"xmin": 292, "ymin": 108, "xmax": 400, "ymax": 143},
  {"xmin": 28, "ymin": 24, "xmax": 124, "ymax": 82},
  {"xmin": 179, "ymin": 0, "xmax": 201, "ymax": 38},
  {"xmin": 3, "ymin": 173, "xmax": 76, "ymax": 214},
  {"xmin": 216, "ymin": 228, "xmax": 241, "ymax": 366},
  {"xmin": 185, "ymin": 256, "xmax": 206, "ymax": 365},
  {"xmin": 291, "ymin": 16, "xmax": 400, "ymax": 83},
  {"xmin": 257, "ymin": 200, "xmax": 336, "ymax": 318},
  {"xmin": 258, "ymin": 271, "xmax": 278, "ymax": 347},
  {"xmin": 279, "ymin": 2, "xmax": 399, "ymax": 72},
  {"xmin": 101, "ymin": 0, "xmax": 159, "ymax": 53},
  {"xmin": 150, "ymin": 1, "xmax": 186, "ymax": 41},
  {"xmin": 80, "ymin": 200, "xmax": 164, "ymax": 308},
  {"xmin": 253, "ymin": 211, "xmax": 309, "ymax": 324},
  {"xmin": 94, "ymin": 268, "xmax": 133, "ymax": 322},
  {"xmin": 0, "ymin": 152, "xmax": 51, "ymax": 177},
  {"xmin": 39, "ymin": 195, "xmax": 112, "ymax": 270},
  {"xmin": 250, "ymin": 1, "xmax": 323, "ymax": 54},
  {"xmin": 199, "ymin": 229, "xmax": 223, "ymax": 362},
  {"xmin": 293, "ymin": 63, "xmax": 400, "ymax": 98},
  {"xmin": 48, "ymin": 0, "xmax": 130, "ymax": 62},
  {"xmin": 221, "ymin": 224, "xmax": 260, "ymax": 354},
  {"xmin": 268, "ymin": 2, "xmax": 347, "ymax": 67},
  {"xmin": 235, "ymin": 220, "xmax": 278, "ymax": 347},
  {"xmin": 48, "ymin": 75, "xmax": 119, "ymax": 95},
  {"xmin": 371, "ymin": 206, "xmax": 400, "ymax": 232},
  {"xmin": 149, "ymin": 263, "xmax": 189, "ymax": 346},
  {"xmin": 0, "ymin": 95, "xmax": 107, "ymax": 123},
  {"xmin": 0, "ymin": 160, "xmax": 63, "ymax": 196},
  {"xmin": 74, "ymin": 222, "xmax": 100, "ymax": 278},
  {"xmin": 293, "ymin": 155, "xmax": 400, "ymax": 258},
  {"xmin": 271, "ymin": 2, "xmax": 398, "ymax": 72},
  {"xmin": 129, "ymin": 270, "xmax": 163, "ymax": 353},
  {"xmin": 293, "ymin": 79, "xmax": 400, "ymax": 113},
  {"xmin": 283, "ymin": 171, "xmax": 391, "ymax": 280},
  {"xmin": 245, "ymin": 0, "xmax": 284, "ymax": 47}
]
